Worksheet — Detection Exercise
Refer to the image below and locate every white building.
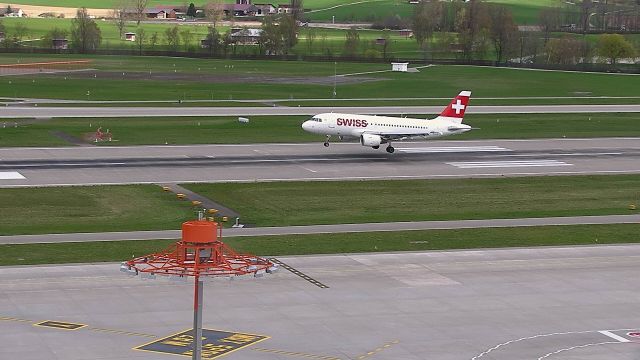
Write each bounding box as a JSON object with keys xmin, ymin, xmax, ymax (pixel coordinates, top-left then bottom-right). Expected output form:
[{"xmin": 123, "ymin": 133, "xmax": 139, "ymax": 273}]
[{"xmin": 391, "ymin": 62, "xmax": 409, "ymax": 72}]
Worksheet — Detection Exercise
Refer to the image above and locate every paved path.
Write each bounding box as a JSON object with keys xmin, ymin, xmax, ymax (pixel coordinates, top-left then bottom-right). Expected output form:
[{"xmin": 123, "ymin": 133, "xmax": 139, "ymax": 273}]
[{"xmin": 1, "ymin": 214, "xmax": 638, "ymax": 245}]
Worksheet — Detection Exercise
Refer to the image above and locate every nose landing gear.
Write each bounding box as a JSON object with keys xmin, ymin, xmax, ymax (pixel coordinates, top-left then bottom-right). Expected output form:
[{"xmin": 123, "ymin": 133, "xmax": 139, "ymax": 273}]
[
  {"xmin": 323, "ymin": 135, "xmax": 331, "ymax": 147},
  {"xmin": 386, "ymin": 145, "xmax": 395, "ymax": 153}
]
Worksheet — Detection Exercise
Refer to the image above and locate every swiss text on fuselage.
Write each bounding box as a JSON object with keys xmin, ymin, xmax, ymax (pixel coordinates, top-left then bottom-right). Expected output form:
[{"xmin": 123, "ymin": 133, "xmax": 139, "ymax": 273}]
[{"xmin": 337, "ymin": 118, "xmax": 368, "ymax": 127}]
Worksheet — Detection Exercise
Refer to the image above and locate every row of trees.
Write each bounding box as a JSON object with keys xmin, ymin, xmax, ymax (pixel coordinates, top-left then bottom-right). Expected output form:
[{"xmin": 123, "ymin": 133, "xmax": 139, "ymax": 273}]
[
  {"xmin": 410, "ymin": 1, "xmax": 638, "ymax": 65},
  {"xmin": 0, "ymin": 8, "xmax": 101, "ymax": 53}
]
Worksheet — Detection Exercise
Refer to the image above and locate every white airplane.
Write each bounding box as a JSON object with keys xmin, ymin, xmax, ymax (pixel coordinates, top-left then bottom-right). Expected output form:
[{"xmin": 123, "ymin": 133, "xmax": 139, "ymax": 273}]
[{"xmin": 301, "ymin": 91, "xmax": 472, "ymax": 153}]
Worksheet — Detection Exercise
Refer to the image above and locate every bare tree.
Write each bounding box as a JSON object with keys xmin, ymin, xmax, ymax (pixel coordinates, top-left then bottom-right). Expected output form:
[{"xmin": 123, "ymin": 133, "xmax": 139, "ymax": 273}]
[
  {"xmin": 343, "ymin": 27, "xmax": 360, "ymax": 57},
  {"xmin": 180, "ymin": 27, "xmax": 194, "ymax": 51},
  {"xmin": 579, "ymin": 0, "xmax": 594, "ymax": 33},
  {"xmin": 488, "ymin": 5, "xmax": 518, "ymax": 62},
  {"xmin": 455, "ymin": 1, "xmax": 491, "ymax": 61},
  {"xmin": 412, "ymin": 1, "xmax": 443, "ymax": 49},
  {"xmin": 149, "ymin": 31, "xmax": 159, "ymax": 49},
  {"xmin": 132, "ymin": 0, "xmax": 149, "ymax": 26},
  {"xmin": 545, "ymin": 35, "xmax": 586, "ymax": 64},
  {"xmin": 165, "ymin": 25, "xmax": 180, "ymax": 51},
  {"xmin": 135, "ymin": 27, "xmax": 146, "ymax": 54},
  {"xmin": 111, "ymin": 0, "xmax": 129, "ymax": 39},
  {"xmin": 305, "ymin": 27, "xmax": 316, "ymax": 55},
  {"xmin": 13, "ymin": 22, "xmax": 29, "ymax": 42},
  {"xmin": 204, "ymin": 0, "xmax": 224, "ymax": 28},
  {"xmin": 203, "ymin": 26, "xmax": 222, "ymax": 55},
  {"xmin": 539, "ymin": 7, "xmax": 560, "ymax": 45},
  {"xmin": 290, "ymin": 0, "xmax": 303, "ymax": 22}
]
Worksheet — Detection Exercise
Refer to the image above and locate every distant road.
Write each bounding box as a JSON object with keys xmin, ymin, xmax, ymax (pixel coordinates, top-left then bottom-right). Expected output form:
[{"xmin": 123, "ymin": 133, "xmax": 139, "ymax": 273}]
[
  {"xmin": 1, "ymin": 214, "xmax": 639, "ymax": 245},
  {"xmin": 2, "ymin": 105, "xmax": 640, "ymax": 118}
]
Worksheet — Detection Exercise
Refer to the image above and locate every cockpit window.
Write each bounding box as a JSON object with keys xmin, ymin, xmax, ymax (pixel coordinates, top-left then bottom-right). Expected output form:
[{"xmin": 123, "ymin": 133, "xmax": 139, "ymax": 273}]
[{"xmin": 311, "ymin": 117, "xmax": 322, "ymax": 122}]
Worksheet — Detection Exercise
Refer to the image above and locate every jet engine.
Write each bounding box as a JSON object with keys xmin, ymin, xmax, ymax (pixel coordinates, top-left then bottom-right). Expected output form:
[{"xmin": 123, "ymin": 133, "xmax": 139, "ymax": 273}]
[{"xmin": 360, "ymin": 133, "xmax": 382, "ymax": 147}]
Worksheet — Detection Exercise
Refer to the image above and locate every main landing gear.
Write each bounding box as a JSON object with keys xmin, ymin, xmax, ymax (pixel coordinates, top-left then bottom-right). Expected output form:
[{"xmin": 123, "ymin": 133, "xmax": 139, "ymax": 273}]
[
  {"xmin": 386, "ymin": 145, "xmax": 395, "ymax": 153},
  {"xmin": 323, "ymin": 135, "xmax": 331, "ymax": 147}
]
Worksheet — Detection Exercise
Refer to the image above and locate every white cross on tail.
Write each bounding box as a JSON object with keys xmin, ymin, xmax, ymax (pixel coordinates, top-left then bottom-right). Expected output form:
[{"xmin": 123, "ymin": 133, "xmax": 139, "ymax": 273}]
[{"xmin": 451, "ymin": 99, "xmax": 465, "ymax": 115}]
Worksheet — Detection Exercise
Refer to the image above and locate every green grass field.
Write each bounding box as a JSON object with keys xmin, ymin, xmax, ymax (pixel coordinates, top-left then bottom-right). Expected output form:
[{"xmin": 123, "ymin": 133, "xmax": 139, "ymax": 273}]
[
  {"xmin": 1, "ymin": 113, "xmax": 638, "ymax": 147},
  {"xmin": 184, "ymin": 175, "xmax": 640, "ymax": 227},
  {"xmin": 1, "ymin": 56, "xmax": 638, "ymax": 101},
  {"xmin": 1, "ymin": 223, "xmax": 638, "ymax": 265},
  {"xmin": 0, "ymin": 185, "xmax": 196, "ymax": 235},
  {"xmin": 0, "ymin": 17, "xmax": 222, "ymax": 50},
  {"xmin": 3, "ymin": 0, "xmax": 566, "ymax": 24}
]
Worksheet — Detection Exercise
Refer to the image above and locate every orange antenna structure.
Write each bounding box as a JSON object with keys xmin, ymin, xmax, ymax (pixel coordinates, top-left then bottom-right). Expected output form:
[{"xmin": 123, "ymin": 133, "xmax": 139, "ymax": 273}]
[{"xmin": 121, "ymin": 220, "xmax": 277, "ymax": 360}]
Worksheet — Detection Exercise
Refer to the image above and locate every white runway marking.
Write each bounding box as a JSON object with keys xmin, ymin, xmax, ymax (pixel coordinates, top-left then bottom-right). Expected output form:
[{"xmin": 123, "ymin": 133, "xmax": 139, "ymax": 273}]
[
  {"xmin": 471, "ymin": 328, "xmax": 639, "ymax": 360},
  {"xmin": 399, "ymin": 146, "xmax": 511, "ymax": 153},
  {"xmin": 0, "ymin": 171, "xmax": 25, "ymax": 180},
  {"xmin": 489, "ymin": 152, "xmax": 623, "ymax": 158},
  {"xmin": 599, "ymin": 330, "xmax": 631, "ymax": 343},
  {"xmin": 448, "ymin": 160, "xmax": 572, "ymax": 168}
]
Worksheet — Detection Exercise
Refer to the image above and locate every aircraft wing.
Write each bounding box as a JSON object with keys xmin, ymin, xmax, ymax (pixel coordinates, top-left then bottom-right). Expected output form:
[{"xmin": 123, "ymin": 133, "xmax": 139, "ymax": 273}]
[{"xmin": 360, "ymin": 130, "xmax": 435, "ymax": 141}]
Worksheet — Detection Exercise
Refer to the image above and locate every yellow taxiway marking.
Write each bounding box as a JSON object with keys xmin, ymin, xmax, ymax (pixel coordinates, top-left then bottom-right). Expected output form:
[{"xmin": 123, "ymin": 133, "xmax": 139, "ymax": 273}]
[
  {"xmin": 355, "ymin": 340, "xmax": 400, "ymax": 359},
  {"xmin": 33, "ymin": 320, "xmax": 87, "ymax": 331},
  {"xmin": 88, "ymin": 327, "xmax": 157, "ymax": 338},
  {"xmin": 0, "ymin": 316, "xmax": 34, "ymax": 323},
  {"xmin": 253, "ymin": 347, "xmax": 342, "ymax": 360}
]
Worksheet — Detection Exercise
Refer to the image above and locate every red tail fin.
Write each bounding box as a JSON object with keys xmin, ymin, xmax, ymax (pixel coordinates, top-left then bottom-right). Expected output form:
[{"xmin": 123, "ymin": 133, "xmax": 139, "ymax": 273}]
[{"xmin": 439, "ymin": 91, "xmax": 471, "ymax": 119}]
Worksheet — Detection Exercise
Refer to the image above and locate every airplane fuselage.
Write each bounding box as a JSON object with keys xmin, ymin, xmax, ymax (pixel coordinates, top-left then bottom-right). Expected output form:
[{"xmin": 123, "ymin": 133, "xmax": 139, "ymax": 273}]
[
  {"xmin": 301, "ymin": 91, "xmax": 473, "ymax": 153},
  {"xmin": 302, "ymin": 113, "xmax": 471, "ymax": 140}
]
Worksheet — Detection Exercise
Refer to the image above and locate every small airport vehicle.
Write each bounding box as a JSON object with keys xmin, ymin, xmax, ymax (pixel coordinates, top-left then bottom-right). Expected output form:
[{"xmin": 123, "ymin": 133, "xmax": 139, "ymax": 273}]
[{"xmin": 302, "ymin": 91, "xmax": 472, "ymax": 153}]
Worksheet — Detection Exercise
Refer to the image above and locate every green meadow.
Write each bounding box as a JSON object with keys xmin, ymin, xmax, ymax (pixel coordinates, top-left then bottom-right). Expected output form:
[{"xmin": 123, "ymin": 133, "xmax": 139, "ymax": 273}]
[
  {"xmin": 1, "ymin": 58, "xmax": 638, "ymax": 101},
  {"xmin": 0, "ymin": 185, "xmax": 196, "ymax": 235},
  {"xmin": 1, "ymin": 224, "xmax": 639, "ymax": 265},
  {"xmin": 184, "ymin": 175, "xmax": 640, "ymax": 227}
]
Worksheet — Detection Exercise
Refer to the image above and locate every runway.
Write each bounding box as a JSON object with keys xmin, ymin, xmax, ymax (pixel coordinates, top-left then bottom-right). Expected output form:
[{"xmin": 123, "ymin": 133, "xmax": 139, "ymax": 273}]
[
  {"xmin": 1, "ymin": 138, "xmax": 639, "ymax": 187},
  {"xmin": 2, "ymin": 104, "xmax": 640, "ymax": 118},
  {"xmin": 2, "ymin": 245, "xmax": 640, "ymax": 360}
]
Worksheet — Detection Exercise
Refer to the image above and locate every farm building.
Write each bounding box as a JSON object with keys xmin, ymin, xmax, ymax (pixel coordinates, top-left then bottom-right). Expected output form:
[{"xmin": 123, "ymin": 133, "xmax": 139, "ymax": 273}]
[
  {"xmin": 52, "ymin": 38, "xmax": 68, "ymax": 50},
  {"xmin": 0, "ymin": 7, "xmax": 23, "ymax": 17},
  {"xmin": 277, "ymin": 4, "xmax": 291, "ymax": 13},
  {"xmin": 230, "ymin": 28, "xmax": 263, "ymax": 44}
]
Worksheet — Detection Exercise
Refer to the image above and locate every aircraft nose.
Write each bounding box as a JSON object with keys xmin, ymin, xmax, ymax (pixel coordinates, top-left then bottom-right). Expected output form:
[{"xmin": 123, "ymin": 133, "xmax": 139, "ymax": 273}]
[{"xmin": 301, "ymin": 120, "xmax": 312, "ymax": 131}]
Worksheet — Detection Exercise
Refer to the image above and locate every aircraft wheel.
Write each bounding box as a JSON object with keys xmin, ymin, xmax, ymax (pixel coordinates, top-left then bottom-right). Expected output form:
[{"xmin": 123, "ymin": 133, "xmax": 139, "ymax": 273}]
[
  {"xmin": 323, "ymin": 142, "xmax": 330, "ymax": 147},
  {"xmin": 386, "ymin": 146, "xmax": 395, "ymax": 154}
]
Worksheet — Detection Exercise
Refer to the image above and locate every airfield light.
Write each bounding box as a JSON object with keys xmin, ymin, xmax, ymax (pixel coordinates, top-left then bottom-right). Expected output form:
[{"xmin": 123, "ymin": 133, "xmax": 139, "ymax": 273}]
[{"xmin": 121, "ymin": 220, "xmax": 276, "ymax": 360}]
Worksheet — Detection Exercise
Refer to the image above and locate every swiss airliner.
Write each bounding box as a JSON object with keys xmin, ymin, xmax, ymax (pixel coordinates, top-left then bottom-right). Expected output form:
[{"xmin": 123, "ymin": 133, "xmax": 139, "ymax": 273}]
[{"xmin": 301, "ymin": 91, "xmax": 472, "ymax": 153}]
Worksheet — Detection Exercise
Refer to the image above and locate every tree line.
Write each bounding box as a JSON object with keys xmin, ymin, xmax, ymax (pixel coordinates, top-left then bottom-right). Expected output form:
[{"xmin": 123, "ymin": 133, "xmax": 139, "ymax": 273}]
[{"xmin": 410, "ymin": 1, "xmax": 637, "ymax": 65}]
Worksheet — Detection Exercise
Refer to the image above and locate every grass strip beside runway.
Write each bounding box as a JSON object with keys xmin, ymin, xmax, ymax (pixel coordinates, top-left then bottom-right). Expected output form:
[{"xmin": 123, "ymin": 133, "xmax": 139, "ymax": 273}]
[
  {"xmin": 185, "ymin": 174, "xmax": 640, "ymax": 226},
  {"xmin": 2, "ymin": 60, "xmax": 639, "ymax": 101},
  {"xmin": 1, "ymin": 224, "xmax": 639, "ymax": 266},
  {"xmin": 1, "ymin": 113, "xmax": 639, "ymax": 147},
  {"xmin": 0, "ymin": 185, "xmax": 195, "ymax": 236}
]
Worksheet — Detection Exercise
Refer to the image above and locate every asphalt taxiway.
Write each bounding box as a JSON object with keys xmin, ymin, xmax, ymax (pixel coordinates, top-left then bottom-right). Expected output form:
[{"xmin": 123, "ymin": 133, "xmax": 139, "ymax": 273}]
[
  {"xmin": 2, "ymin": 104, "xmax": 640, "ymax": 118},
  {"xmin": 1, "ymin": 138, "xmax": 639, "ymax": 187},
  {"xmin": 2, "ymin": 245, "xmax": 640, "ymax": 360}
]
